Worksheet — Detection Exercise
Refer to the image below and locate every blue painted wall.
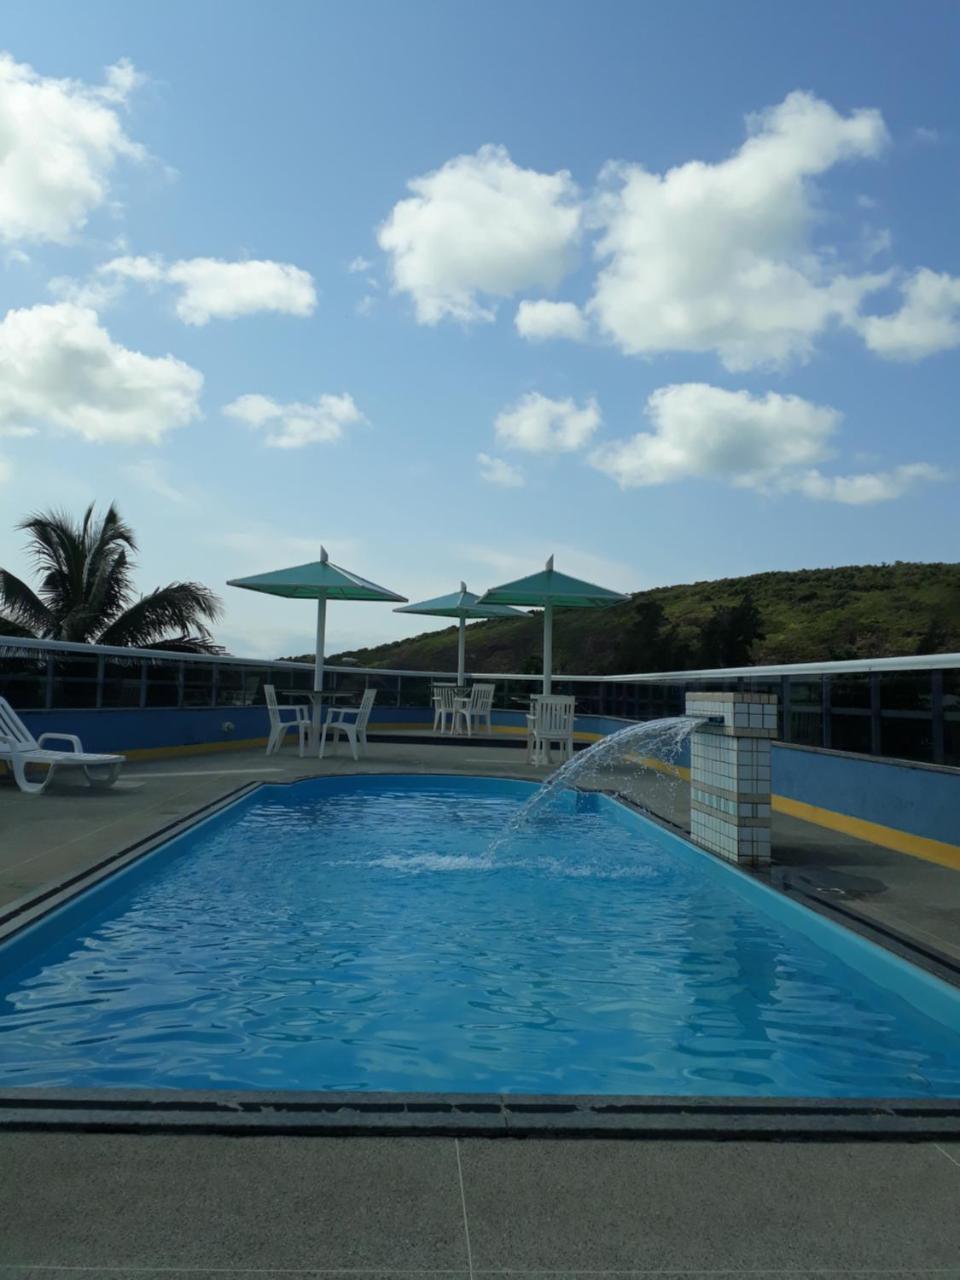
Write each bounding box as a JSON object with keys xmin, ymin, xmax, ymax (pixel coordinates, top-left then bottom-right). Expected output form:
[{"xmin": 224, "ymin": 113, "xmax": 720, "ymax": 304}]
[
  {"xmin": 773, "ymin": 744, "xmax": 959, "ymax": 847},
  {"xmin": 18, "ymin": 707, "xmax": 272, "ymax": 754},
  {"xmin": 14, "ymin": 704, "xmax": 541, "ymax": 754}
]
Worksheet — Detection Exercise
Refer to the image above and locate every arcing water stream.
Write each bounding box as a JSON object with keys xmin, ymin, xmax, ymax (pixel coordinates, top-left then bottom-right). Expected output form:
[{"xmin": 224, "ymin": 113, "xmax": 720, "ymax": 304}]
[{"xmin": 488, "ymin": 714, "xmax": 704, "ymax": 857}]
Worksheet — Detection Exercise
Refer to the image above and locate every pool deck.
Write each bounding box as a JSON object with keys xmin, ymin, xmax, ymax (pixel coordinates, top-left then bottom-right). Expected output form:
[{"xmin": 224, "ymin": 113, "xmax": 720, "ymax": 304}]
[
  {"xmin": 3, "ymin": 740, "xmax": 960, "ymax": 1276},
  {"xmin": 2, "ymin": 1130, "xmax": 960, "ymax": 1278}
]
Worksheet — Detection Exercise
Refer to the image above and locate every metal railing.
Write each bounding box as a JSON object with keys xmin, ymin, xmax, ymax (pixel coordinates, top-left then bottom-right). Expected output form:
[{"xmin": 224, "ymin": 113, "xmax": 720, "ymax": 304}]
[{"xmin": 2, "ymin": 636, "xmax": 959, "ymax": 767}]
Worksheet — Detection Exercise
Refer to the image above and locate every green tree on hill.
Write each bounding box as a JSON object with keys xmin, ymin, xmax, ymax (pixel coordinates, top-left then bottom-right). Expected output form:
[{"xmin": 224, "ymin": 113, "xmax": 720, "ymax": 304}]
[{"xmin": 698, "ymin": 591, "xmax": 765, "ymax": 667}]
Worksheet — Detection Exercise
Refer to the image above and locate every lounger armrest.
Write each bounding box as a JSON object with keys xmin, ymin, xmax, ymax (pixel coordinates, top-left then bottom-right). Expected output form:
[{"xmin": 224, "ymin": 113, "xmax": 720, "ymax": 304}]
[{"xmin": 37, "ymin": 732, "xmax": 84, "ymax": 753}]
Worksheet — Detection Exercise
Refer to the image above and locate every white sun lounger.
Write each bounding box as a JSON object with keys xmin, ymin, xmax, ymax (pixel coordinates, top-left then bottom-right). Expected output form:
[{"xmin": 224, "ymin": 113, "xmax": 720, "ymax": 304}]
[{"xmin": 0, "ymin": 697, "xmax": 126, "ymax": 795}]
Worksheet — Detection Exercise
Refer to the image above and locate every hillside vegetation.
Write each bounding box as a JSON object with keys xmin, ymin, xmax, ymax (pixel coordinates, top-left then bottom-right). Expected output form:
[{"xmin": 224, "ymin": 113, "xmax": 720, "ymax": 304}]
[{"xmin": 312, "ymin": 562, "xmax": 960, "ymax": 676}]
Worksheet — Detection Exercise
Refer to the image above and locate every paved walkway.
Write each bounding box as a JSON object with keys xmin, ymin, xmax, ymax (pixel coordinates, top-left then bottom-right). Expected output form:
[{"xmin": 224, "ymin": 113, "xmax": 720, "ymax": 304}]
[{"xmin": 2, "ymin": 1131, "xmax": 960, "ymax": 1276}]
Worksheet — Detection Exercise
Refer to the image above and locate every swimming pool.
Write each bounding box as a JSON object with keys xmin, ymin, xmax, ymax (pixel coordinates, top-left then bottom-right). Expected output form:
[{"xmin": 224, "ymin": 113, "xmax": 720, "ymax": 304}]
[{"xmin": 1, "ymin": 774, "xmax": 959, "ymax": 1097}]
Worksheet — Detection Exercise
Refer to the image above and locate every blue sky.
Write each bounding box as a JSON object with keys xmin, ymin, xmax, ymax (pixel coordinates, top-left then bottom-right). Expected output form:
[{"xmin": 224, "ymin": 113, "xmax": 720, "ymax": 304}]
[{"xmin": 0, "ymin": 0, "xmax": 957, "ymax": 658}]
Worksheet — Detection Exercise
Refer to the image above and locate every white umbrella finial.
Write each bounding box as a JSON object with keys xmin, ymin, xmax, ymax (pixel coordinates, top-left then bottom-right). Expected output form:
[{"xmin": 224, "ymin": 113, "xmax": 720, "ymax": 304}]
[
  {"xmin": 546, "ymin": 554, "xmax": 554, "ymax": 572},
  {"xmin": 460, "ymin": 581, "xmax": 468, "ymax": 593},
  {"xmin": 320, "ymin": 545, "xmax": 329, "ymax": 563}
]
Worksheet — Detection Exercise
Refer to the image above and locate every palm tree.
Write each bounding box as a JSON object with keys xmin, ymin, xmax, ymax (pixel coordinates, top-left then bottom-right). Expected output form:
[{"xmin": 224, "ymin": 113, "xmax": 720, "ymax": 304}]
[{"xmin": 0, "ymin": 503, "xmax": 223, "ymax": 653}]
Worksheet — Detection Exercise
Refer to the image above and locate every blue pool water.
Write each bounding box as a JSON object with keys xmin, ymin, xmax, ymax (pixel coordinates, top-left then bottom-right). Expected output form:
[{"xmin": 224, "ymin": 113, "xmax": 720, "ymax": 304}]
[{"xmin": 1, "ymin": 775, "xmax": 959, "ymax": 1096}]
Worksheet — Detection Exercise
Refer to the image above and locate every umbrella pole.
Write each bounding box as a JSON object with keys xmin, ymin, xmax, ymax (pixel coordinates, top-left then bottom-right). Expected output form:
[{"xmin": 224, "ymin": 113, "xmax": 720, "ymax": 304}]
[
  {"xmin": 312, "ymin": 595, "xmax": 327, "ymax": 751},
  {"xmin": 543, "ymin": 602, "xmax": 553, "ymax": 695},
  {"xmin": 457, "ymin": 617, "xmax": 466, "ymax": 685}
]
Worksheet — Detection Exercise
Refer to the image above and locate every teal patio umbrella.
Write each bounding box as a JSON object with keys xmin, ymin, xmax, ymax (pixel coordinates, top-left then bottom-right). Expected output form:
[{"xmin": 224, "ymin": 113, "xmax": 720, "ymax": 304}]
[
  {"xmin": 228, "ymin": 547, "xmax": 407, "ymax": 694},
  {"xmin": 394, "ymin": 582, "xmax": 525, "ymax": 684},
  {"xmin": 478, "ymin": 555, "xmax": 629, "ymax": 694}
]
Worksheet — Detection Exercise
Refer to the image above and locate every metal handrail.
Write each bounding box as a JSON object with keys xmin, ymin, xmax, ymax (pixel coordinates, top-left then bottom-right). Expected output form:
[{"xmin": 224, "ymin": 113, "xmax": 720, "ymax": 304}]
[
  {"xmin": 603, "ymin": 652, "xmax": 960, "ymax": 682},
  {"xmin": 1, "ymin": 634, "xmax": 958, "ymax": 684}
]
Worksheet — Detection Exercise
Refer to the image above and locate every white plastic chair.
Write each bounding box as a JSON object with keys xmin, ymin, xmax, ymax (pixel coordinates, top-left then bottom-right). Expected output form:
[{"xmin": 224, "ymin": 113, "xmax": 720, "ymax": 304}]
[
  {"xmin": 319, "ymin": 688, "xmax": 376, "ymax": 760},
  {"xmin": 526, "ymin": 695, "xmax": 575, "ymax": 765},
  {"xmin": 454, "ymin": 683, "xmax": 495, "ymax": 736},
  {"xmin": 431, "ymin": 684, "xmax": 458, "ymax": 734},
  {"xmin": 264, "ymin": 684, "xmax": 310, "ymax": 756},
  {"xmin": 0, "ymin": 697, "xmax": 125, "ymax": 795}
]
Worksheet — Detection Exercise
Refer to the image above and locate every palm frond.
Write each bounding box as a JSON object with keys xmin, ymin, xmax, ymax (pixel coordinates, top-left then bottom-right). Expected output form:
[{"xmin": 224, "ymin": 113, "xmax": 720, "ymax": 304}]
[
  {"xmin": 18, "ymin": 503, "xmax": 138, "ymax": 640},
  {"xmin": 19, "ymin": 507, "xmax": 91, "ymax": 634},
  {"xmin": 0, "ymin": 569, "xmax": 53, "ymax": 635},
  {"xmin": 82, "ymin": 503, "xmax": 137, "ymax": 627},
  {"xmin": 0, "ymin": 612, "xmax": 40, "ymax": 639},
  {"xmin": 140, "ymin": 635, "xmax": 227, "ymax": 655},
  {"xmin": 97, "ymin": 582, "xmax": 224, "ymax": 650}
]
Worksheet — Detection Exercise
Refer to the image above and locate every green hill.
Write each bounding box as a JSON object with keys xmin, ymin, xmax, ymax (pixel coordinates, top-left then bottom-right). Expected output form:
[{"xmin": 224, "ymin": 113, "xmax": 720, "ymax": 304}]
[{"xmin": 309, "ymin": 562, "xmax": 960, "ymax": 676}]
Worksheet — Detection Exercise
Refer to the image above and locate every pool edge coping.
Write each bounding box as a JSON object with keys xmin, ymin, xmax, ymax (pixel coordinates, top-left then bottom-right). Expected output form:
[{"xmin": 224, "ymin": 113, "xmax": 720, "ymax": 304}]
[{"xmin": 2, "ymin": 1088, "xmax": 960, "ymax": 1140}]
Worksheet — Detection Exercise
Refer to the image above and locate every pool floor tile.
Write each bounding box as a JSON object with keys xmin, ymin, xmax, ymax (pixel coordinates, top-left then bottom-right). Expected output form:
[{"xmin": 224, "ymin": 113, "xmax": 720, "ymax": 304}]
[
  {"xmin": 457, "ymin": 1139, "xmax": 960, "ymax": 1272},
  {"xmin": 0, "ymin": 1134, "xmax": 469, "ymax": 1271}
]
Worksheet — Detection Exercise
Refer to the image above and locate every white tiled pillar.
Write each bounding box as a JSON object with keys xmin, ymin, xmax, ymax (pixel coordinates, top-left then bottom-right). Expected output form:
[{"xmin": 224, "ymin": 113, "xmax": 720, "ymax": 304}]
[{"xmin": 685, "ymin": 691, "xmax": 777, "ymax": 868}]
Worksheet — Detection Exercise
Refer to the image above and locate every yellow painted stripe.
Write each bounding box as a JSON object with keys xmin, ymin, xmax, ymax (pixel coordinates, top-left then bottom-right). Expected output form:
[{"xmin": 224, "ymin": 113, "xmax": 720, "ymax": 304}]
[
  {"xmin": 120, "ymin": 737, "xmax": 270, "ymax": 762},
  {"xmin": 626, "ymin": 753, "xmax": 691, "ymax": 781},
  {"xmin": 772, "ymin": 794, "xmax": 960, "ymax": 871},
  {"xmin": 372, "ymin": 723, "xmax": 602, "ymax": 741},
  {"xmin": 0, "ymin": 736, "xmax": 271, "ymax": 771},
  {"xmin": 88, "ymin": 723, "xmax": 603, "ymax": 762},
  {"xmin": 629, "ymin": 753, "xmax": 960, "ymax": 871}
]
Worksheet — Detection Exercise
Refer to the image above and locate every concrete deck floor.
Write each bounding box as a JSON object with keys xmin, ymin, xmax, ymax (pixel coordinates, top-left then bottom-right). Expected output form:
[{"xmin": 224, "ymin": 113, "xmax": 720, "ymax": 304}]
[
  {"xmin": 2, "ymin": 1131, "xmax": 960, "ymax": 1277},
  {"xmin": 3, "ymin": 739, "xmax": 960, "ymax": 1276}
]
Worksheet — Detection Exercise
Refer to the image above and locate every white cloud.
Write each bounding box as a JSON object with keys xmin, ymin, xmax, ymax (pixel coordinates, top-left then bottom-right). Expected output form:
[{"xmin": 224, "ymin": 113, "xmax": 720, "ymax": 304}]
[
  {"xmin": 224, "ymin": 392, "xmax": 366, "ymax": 448},
  {"xmin": 913, "ymin": 126, "xmax": 940, "ymax": 146},
  {"xmin": 495, "ymin": 392, "xmax": 600, "ymax": 453},
  {"xmin": 378, "ymin": 144, "xmax": 581, "ymax": 323},
  {"xmin": 590, "ymin": 384, "xmax": 840, "ymax": 488},
  {"xmin": 477, "ymin": 452, "xmax": 525, "ymax": 487},
  {"xmin": 862, "ymin": 226, "xmax": 892, "ymax": 261},
  {"xmin": 123, "ymin": 458, "xmax": 189, "ymax": 504},
  {"xmin": 515, "ymin": 299, "xmax": 587, "ymax": 342},
  {"xmin": 49, "ymin": 253, "xmax": 165, "ymax": 310},
  {"xmin": 0, "ymin": 303, "xmax": 202, "ymax": 443},
  {"xmin": 588, "ymin": 91, "xmax": 890, "ymax": 370},
  {"xmin": 166, "ymin": 258, "xmax": 317, "ymax": 324},
  {"xmin": 52, "ymin": 254, "xmax": 317, "ymax": 325},
  {"xmin": 348, "ymin": 256, "xmax": 373, "ymax": 273},
  {"xmin": 98, "ymin": 58, "xmax": 145, "ymax": 104},
  {"xmin": 590, "ymin": 383, "xmax": 942, "ymax": 505},
  {"xmin": 0, "ymin": 52, "xmax": 144, "ymax": 244},
  {"xmin": 0, "ymin": 425, "xmax": 37, "ymax": 438},
  {"xmin": 102, "ymin": 254, "xmax": 166, "ymax": 284},
  {"xmin": 858, "ymin": 268, "xmax": 960, "ymax": 360},
  {"xmin": 784, "ymin": 463, "xmax": 945, "ymax": 504}
]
